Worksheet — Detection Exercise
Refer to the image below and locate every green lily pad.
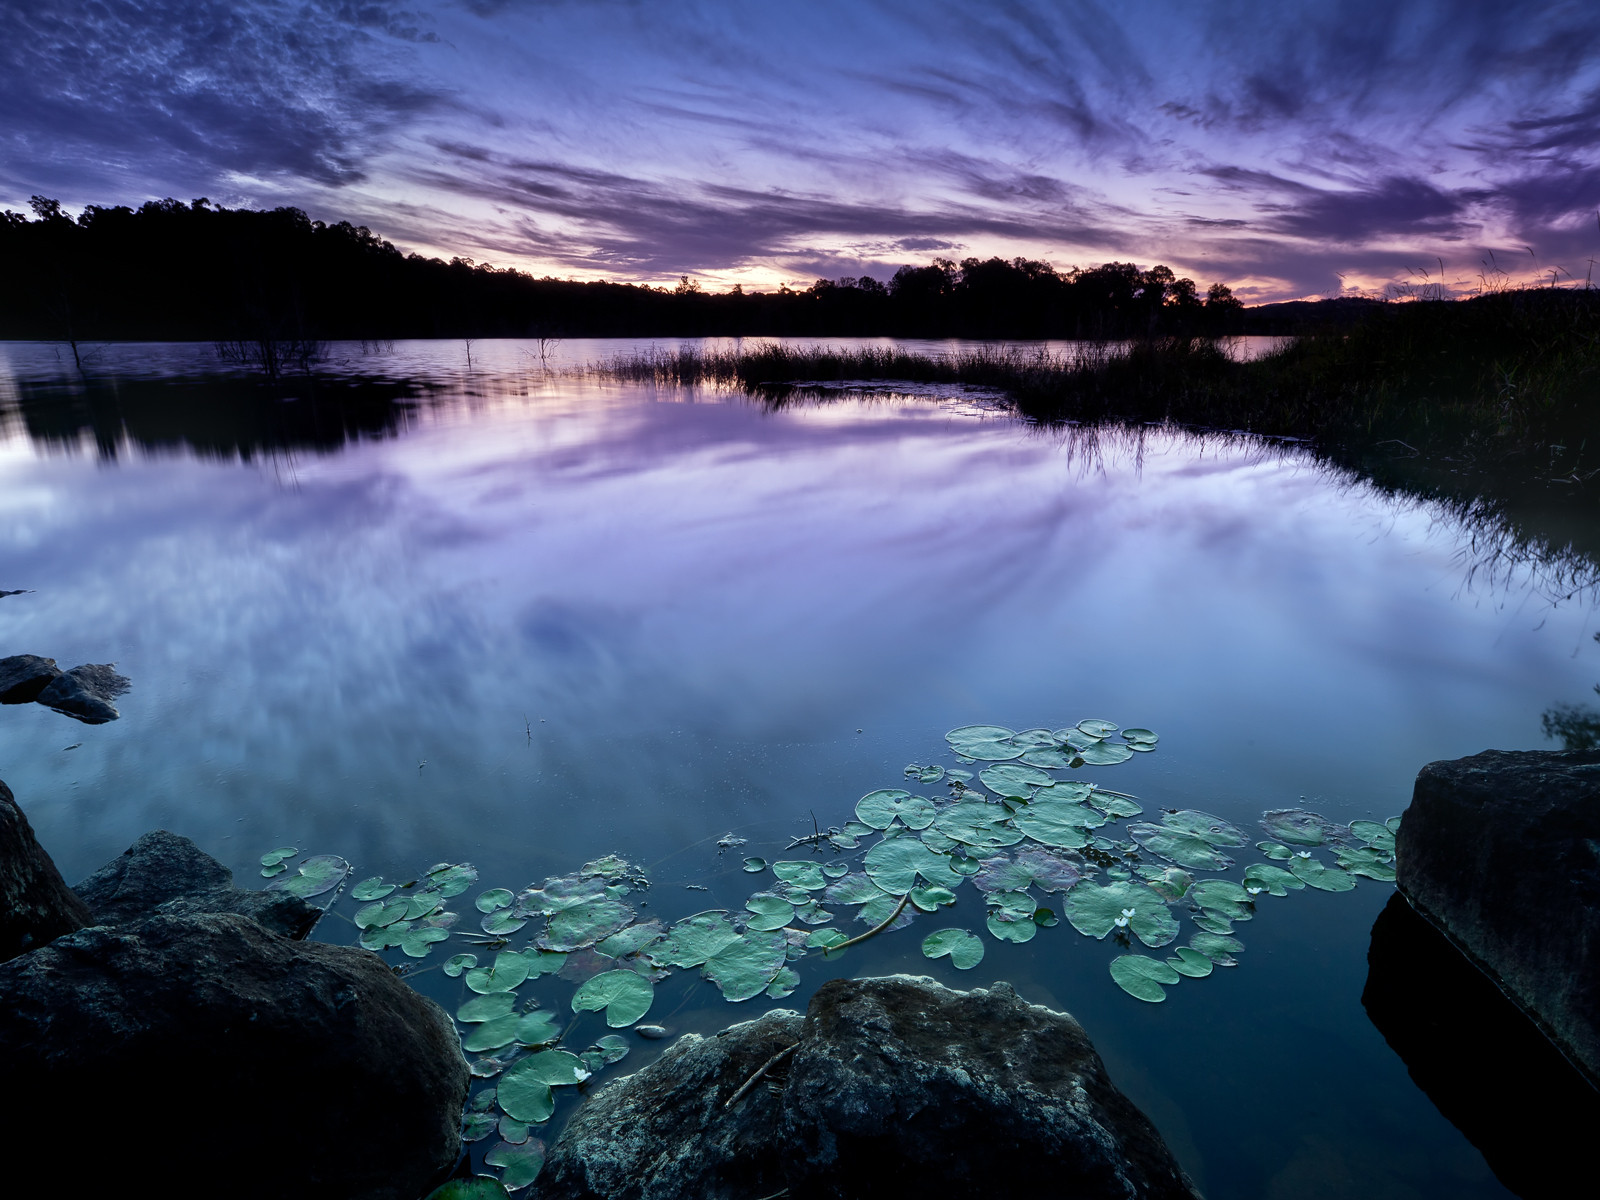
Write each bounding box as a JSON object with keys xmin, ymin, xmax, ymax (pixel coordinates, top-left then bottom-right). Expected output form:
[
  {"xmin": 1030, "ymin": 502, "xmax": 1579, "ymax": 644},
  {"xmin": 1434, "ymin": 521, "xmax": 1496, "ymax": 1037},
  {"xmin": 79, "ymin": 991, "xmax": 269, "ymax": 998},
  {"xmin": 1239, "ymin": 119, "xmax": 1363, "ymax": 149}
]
[
  {"xmin": 482, "ymin": 910, "xmax": 529, "ymax": 936},
  {"xmin": 476, "ymin": 888, "xmax": 516, "ymax": 913},
  {"xmin": 1349, "ymin": 820, "xmax": 1397, "ymax": 854},
  {"xmin": 496, "ymin": 1069, "xmax": 555, "ymax": 1124},
  {"xmin": 572, "ymin": 969, "xmax": 655, "ymax": 1027},
  {"xmin": 1241, "ymin": 863, "xmax": 1303, "ymax": 896},
  {"xmin": 855, "ymin": 790, "xmax": 937, "ymax": 830},
  {"xmin": 1191, "ymin": 878, "xmax": 1254, "ymax": 920},
  {"xmin": 399, "ymin": 926, "xmax": 449, "ymax": 958},
  {"xmin": 464, "ymin": 1015, "xmax": 521, "ymax": 1053},
  {"xmin": 1076, "ymin": 742, "xmax": 1135, "ymax": 766},
  {"xmin": 915, "ymin": 765, "xmax": 945, "ymax": 783},
  {"xmin": 986, "ymin": 909, "xmax": 1037, "ymax": 943},
  {"xmin": 541, "ymin": 897, "xmax": 634, "ymax": 952},
  {"xmin": 772, "ymin": 861, "xmax": 828, "ymax": 890},
  {"xmin": 1288, "ymin": 855, "xmax": 1357, "ymax": 892},
  {"xmin": 1122, "ymin": 728, "xmax": 1159, "ymax": 745},
  {"xmin": 1143, "ymin": 867, "xmax": 1194, "ymax": 902},
  {"xmin": 932, "ymin": 801, "xmax": 1022, "ymax": 851},
  {"xmin": 589, "ymin": 1034, "xmax": 629, "ymax": 1064},
  {"xmin": 268, "ymin": 853, "xmax": 349, "ymax": 899},
  {"xmin": 1189, "ymin": 931, "xmax": 1245, "ymax": 965},
  {"xmin": 485, "ymin": 1139, "xmax": 545, "ymax": 1188},
  {"xmin": 1387, "ymin": 815, "xmax": 1402, "ymax": 835},
  {"xmin": 466, "ymin": 951, "xmax": 533, "ymax": 994},
  {"xmin": 909, "ymin": 885, "xmax": 958, "ymax": 911},
  {"xmin": 970, "ymin": 846, "xmax": 1083, "ymax": 894},
  {"xmin": 648, "ymin": 913, "xmax": 743, "ymax": 968},
  {"xmin": 1128, "ymin": 824, "xmax": 1235, "ymax": 871},
  {"xmin": 350, "ymin": 876, "xmax": 394, "ymax": 901},
  {"xmin": 1167, "ymin": 946, "xmax": 1213, "ymax": 977},
  {"xmin": 945, "ymin": 725, "xmax": 1024, "ymax": 761},
  {"xmin": 1259, "ymin": 809, "xmax": 1348, "ymax": 847},
  {"xmin": 703, "ymin": 930, "xmax": 788, "ymax": 1001},
  {"xmin": 498, "ymin": 1115, "xmax": 530, "ymax": 1144},
  {"xmin": 425, "ymin": 862, "xmax": 479, "ymax": 898},
  {"xmin": 444, "ymin": 953, "xmax": 479, "ymax": 978},
  {"xmin": 1018, "ymin": 747, "xmax": 1081, "ymax": 769},
  {"xmin": 516, "ymin": 1010, "xmax": 562, "ymax": 1046},
  {"xmin": 922, "ymin": 928, "xmax": 985, "ymax": 969},
  {"xmin": 1087, "ymin": 792, "xmax": 1145, "ymax": 818},
  {"xmin": 259, "ymin": 847, "xmax": 297, "ymax": 867},
  {"xmin": 1013, "ymin": 796, "xmax": 1104, "ymax": 850},
  {"xmin": 1109, "ymin": 954, "xmax": 1180, "ymax": 1002},
  {"xmin": 823, "ymin": 873, "xmax": 888, "ymax": 906},
  {"xmin": 744, "ymin": 893, "xmax": 795, "ymax": 932},
  {"xmin": 521, "ymin": 949, "xmax": 568, "ymax": 978},
  {"xmin": 459, "ymin": 1112, "xmax": 498, "ymax": 1144},
  {"xmin": 1334, "ymin": 846, "xmax": 1396, "ymax": 881},
  {"xmin": 864, "ymin": 837, "xmax": 962, "ymax": 894},
  {"xmin": 355, "ymin": 898, "xmax": 411, "ymax": 929},
  {"xmin": 459, "ymin": 993, "xmax": 518, "ymax": 1023},
  {"xmin": 978, "ymin": 763, "xmax": 1055, "ymax": 798},
  {"xmin": 260, "ymin": 862, "xmax": 288, "ymax": 878},
  {"xmin": 1191, "ymin": 911, "xmax": 1236, "ymax": 934},
  {"xmin": 807, "ymin": 928, "xmax": 849, "ymax": 950},
  {"xmin": 427, "ymin": 1180, "xmax": 509, "ymax": 1199},
  {"xmin": 742, "ymin": 857, "xmax": 768, "ymax": 873},
  {"xmin": 1257, "ymin": 841, "xmax": 1294, "ymax": 860},
  {"xmin": 766, "ymin": 967, "xmax": 801, "ymax": 999},
  {"xmin": 987, "ymin": 889, "xmax": 1037, "ymax": 917},
  {"xmin": 1064, "ymin": 880, "xmax": 1178, "ymax": 948},
  {"xmin": 856, "ymin": 889, "xmax": 915, "ymax": 929},
  {"xmin": 822, "ymin": 861, "xmax": 849, "ymax": 878},
  {"xmin": 596, "ymin": 922, "xmax": 664, "ymax": 958},
  {"xmin": 1160, "ymin": 810, "xmax": 1248, "ymax": 847},
  {"xmin": 1078, "ymin": 719, "xmax": 1120, "ymax": 738}
]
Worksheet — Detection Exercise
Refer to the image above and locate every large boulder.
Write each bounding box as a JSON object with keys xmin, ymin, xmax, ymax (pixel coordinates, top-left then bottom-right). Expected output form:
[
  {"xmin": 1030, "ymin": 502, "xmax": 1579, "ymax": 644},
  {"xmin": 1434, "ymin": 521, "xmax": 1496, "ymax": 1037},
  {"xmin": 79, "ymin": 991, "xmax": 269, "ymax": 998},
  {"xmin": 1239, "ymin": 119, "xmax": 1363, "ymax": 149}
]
[
  {"xmin": 0, "ymin": 912, "xmax": 469, "ymax": 1199},
  {"xmin": 0, "ymin": 653, "xmax": 60, "ymax": 703},
  {"xmin": 537, "ymin": 974, "xmax": 1200, "ymax": 1200},
  {"xmin": 75, "ymin": 828, "xmax": 320, "ymax": 939},
  {"xmin": 0, "ymin": 778, "xmax": 92, "ymax": 960},
  {"xmin": 36, "ymin": 662, "xmax": 129, "ymax": 723},
  {"xmin": 1396, "ymin": 748, "xmax": 1600, "ymax": 1086}
]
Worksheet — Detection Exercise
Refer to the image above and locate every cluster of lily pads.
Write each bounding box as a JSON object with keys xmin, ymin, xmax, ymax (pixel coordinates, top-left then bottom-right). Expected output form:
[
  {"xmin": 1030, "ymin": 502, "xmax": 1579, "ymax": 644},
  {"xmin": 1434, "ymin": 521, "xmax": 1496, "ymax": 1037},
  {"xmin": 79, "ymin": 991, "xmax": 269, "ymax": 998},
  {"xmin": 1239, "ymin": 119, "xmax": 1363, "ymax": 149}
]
[{"xmin": 274, "ymin": 718, "xmax": 1400, "ymax": 1193}]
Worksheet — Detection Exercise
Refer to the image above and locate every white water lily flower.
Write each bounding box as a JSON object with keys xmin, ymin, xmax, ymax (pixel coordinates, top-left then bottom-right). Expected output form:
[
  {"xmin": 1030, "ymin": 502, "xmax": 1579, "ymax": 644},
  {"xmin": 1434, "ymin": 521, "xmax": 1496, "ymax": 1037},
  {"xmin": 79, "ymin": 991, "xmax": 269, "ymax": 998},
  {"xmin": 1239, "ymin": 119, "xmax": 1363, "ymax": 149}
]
[
  {"xmin": 1112, "ymin": 906, "xmax": 1136, "ymax": 929},
  {"xmin": 1295, "ymin": 850, "xmax": 1313, "ymax": 859},
  {"xmin": 1246, "ymin": 886, "xmax": 1263, "ymax": 896}
]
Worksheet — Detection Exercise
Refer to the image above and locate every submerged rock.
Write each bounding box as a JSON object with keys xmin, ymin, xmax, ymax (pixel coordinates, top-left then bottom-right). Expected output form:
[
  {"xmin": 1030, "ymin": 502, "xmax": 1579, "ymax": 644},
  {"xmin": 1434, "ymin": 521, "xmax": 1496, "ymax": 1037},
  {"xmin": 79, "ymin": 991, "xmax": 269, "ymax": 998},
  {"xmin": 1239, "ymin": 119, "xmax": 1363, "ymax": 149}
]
[
  {"xmin": 36, "ymin": 662, "xmax": 131, "ymax": 723},
  {"xmin": 537, "ymin": 974, "xmax": 1200, "ymax": 1200},
  {"xmin": 0, "ymin": 778, "xmax": 92, "ymax": 960},
  {"xmin": 74, "ymin": 828, "xmax": 320, "ymax": 939},
  {"xmin": 1397, "ymin": 748, "xmax": 1600, "ymax": 1086},
  {"xmin": 0, "ymin": 654, "xmax": 60, "ymax": 703}
]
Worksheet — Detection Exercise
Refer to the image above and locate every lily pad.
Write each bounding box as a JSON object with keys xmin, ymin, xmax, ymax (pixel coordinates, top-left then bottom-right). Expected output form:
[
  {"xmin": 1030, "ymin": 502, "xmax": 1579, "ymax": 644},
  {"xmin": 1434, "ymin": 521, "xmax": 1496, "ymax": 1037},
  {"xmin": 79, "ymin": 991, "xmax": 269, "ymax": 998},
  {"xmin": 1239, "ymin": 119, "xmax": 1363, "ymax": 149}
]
[
  {"xmin": 1087, "ymin": 792, "xmax": 1145, "ymax": 818},
  {"xmin": 476, "ymin": 888, "xmax": 516, "ymax": 913},
  {"xmin": 1256, "ymin": 841, "xmax": 1294, "ymax": 861},
  {"xmin": 933, "ymin": 801, "xmax": 1022, "ymax": 852},
  {"xmin": 1013, "ymin": 797, "xmax": 1103, "ymax": 850},
  {"xmin": 1160, "ymin": 810, "xmax": 1248, "ymax": 847},
  {"xmin": 444, "ymin": 953, "xmax": 479, "ymax": 978},
  {"xmin": 985, "ymin": 909, "xmax": 1037, "ymax": 943},
  {"xmin": 485, "ymin": 1138, "xmax": 546, "ymax": 1188},
  {"xmin": 1064, "ymin": 880, "xmax": 1178, "ymax": 948},
  {"xmin": 268, "ymin": 854, "xmax": 349, "ymax": 899},
  {"xmin": 1188, "ymin": 931, "xmax": 1245, "ymax": 965},
  {"xmin": 978, "ymin": 763, "xmax": 1055, "ymax": 798},
  {"xmin": 822, "ymin": 861, "xmax": 849, "ymax": 878},
  {"xmin": 648, "ymin": 913, "xmax": 743, "ymax": 968},
  {"xmin": 864, "ymin": 837, "xmax": 962, "ymax": 894},
  {"xmin": 482, "ymin": 911, "xmax": 529, "ymax": 936},
  {"xmin": 742, "ymin": 857, "xmax": 768, "ymax": 873},
  {"xmin": 744, "ymin": 893, "xmax": 796, "ymax": 932},
  {"xmin": 1334, "ymin": 846, "xmax": 1396, "ymax": 881},
  {"xmin": 855, "ymin": 790, "xmax": 937, "ymax": 830},
  {"xmin": 909, "ymin": 885, "xmax": 957, "ymax": 911},
  {"xmin": 350, "ymin": 876, "xmax": 395, "ymax": 901},
  {"xmin": 921, "ymin": 928, "xmax": 985, "ymax": 969},
  {"xmin": 1078, "ymin": 719, "xmax": 1120, "ymax": 738},
  {"xmin": 1288, "ymin": 855, "xmax": 1357, "ymax": 892},
  {"xmin": 1109, "ymin": 954, "xmax": 1180, "ymax": 1002},
  {"xmin": 823, "ymin": 873, "xmax": 890, "ymax": 907},
  {"xmin": 1128, "ymin": 824, "xmax": 1235, "ymax": 872},
  {"xmin": 516, "ymin": 1010, "xmax": 562, "ymax": 1046},
  {"xmin": 945, "ymin": 725, "xmax": 1024, "ymax": 761},
  {"xmin": 807, "ymin": 928, "xmax": 849, "ymax": 950},
  {"xmin": 596, "ymin": 922, "xmax": 664, "ymax": 958},
  {"xmin": 355, "ymin": 898, "xmax": 411, "ymax": 929},
  {"xmin": 1191, "ymin": 911, "xmax": 1235, "ymax": 934},
  {"xmin": 541, "ymin": 897, "xmax": 634, "ymax": 952},
  {"xmin": 772, "ymin": 861, "xmax": 828, "ymax": 890},
  {"xmin": 572, "ymin": 969, "xmax": 655, "ymax": 1028},
  {"xmin": 1122, "ymin": 728, "xmax": 1159, "ymax": 745},
  {"xmin": 399, "ymin": 926, "xmax": 450, "ymax": 958},
  {"xmin": 259, "ymin": 847, "xmax": 297, "ymax": 867},
  {"xmin": 1191, "ymin": 878, "xmax": 1254, "ymax": 921},
  {"xmin": 1017, "ymin": 747, "xmax": 1081, "ymax": 769},
  {"xmin": 459, "ymin": 1112, "xmax": 498, "ymax": 1144},
  {"xmin": 459, "ymin": 993, "xmax": 518, "ymax": 1023},
  {"xmin": 1349, "ymin": 820, "xmax": 1397, "ymax": 854},
  {"xmin": 589, "ymin": 1034, "xmax": 629, "ymax": 1064},
  {"xmin": 425, "ymin": 862, "xmax": 479, "ymax": 898},
  {"xmin": 1241, "ymin": 863, "xmax": 1303, "ymax": 896},
  {"xmin": 464, "ymin": 1015, "xmax": 521, "ymax": 1053},
  {"xmin": 1167, "ymin": 946, "xmax": 1213, "ymax": 977},
  {"xmin": 1076, "ymin": 742, "xmax": 1135, "ymax": 766},
  {"xmin": 1143, "ymin": 867, "xmax": 1194, "ymax": 902},
  {"xmin": 702, "ymin": 930, "xmax": 788, "ymax": 1001},
  {"xmin": 972, "ymin": 846, "xmax": 1083, "ymax": 894},
  {"xmin": 260, "ymin": 862, "xmax": 288, "ymax": 878},
  {"xmin": 1260, "ymin": 809, "xmax": 1349, "ymax": 847},
  {"xmin": 521, "ymin": 949, "xmax": 568, "ymax": 978},
  {"xmin": 765, "ymin": 967, "xmax": 801, "ymax": 999},
  {"xmin": 466, "ymin": 951, "xmax": 533, "ymax": 994}
]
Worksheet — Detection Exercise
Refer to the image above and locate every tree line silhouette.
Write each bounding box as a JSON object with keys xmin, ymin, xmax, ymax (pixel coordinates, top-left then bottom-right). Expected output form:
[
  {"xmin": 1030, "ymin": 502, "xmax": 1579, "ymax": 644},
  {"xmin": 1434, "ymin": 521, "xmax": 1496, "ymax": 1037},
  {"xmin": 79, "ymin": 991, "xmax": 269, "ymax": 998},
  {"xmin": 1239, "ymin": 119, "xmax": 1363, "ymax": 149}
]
[{"xmin": 1, "ymin": 197, "xmax": 1245, "ymax": 344}]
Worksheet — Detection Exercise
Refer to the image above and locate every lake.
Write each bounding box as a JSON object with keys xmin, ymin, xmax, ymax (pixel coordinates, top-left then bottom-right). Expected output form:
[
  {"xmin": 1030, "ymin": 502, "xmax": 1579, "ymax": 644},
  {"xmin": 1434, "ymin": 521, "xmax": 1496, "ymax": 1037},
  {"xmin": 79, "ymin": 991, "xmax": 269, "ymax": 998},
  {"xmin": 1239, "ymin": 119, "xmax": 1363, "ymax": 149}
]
[{"xmin": 2, "ymin": 337, "xmax": 1595, "ymax": 1198}]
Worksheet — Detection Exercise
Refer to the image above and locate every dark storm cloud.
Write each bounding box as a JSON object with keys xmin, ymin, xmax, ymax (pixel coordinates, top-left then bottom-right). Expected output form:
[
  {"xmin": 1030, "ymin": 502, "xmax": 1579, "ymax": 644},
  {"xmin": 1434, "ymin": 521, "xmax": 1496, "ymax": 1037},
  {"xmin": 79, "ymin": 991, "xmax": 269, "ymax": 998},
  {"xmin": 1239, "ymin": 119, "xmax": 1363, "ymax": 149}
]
[{"xmin": 0, "ymin": 0, "xmax": 444, "ymax": 201}]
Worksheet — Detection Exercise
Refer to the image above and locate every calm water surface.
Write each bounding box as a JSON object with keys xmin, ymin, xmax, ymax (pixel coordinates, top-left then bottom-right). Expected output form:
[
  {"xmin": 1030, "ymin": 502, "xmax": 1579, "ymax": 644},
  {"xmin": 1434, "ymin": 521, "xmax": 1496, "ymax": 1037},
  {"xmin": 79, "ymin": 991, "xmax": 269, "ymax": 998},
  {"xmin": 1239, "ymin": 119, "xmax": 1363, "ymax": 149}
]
[{"xmin": 3, "ymin": 339, "xmax": 1595, "ymax": 1198}]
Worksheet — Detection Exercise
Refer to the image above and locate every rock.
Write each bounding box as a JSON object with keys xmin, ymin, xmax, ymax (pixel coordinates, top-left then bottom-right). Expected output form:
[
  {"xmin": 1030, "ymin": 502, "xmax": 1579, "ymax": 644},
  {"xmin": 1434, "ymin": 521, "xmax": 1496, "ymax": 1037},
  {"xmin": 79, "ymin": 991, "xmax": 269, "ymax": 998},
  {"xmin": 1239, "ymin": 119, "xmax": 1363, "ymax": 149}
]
[
  {"xmin": 1397, "ymin": 748, "xmax": 1600, "ymax": 1086},
  {"xmin": 74, "ymin": 829, "xmax": 321, "ymax": 939},
  {"xmin": 36, "ymin": 662, "xmax": 130, "ymax": 723},
  {"xmin": 0, "ymin": 777, "xmax": 92, "ymax": 960},
  {"xmin": 0, "ymin": 653, "xmax": 60, "ymax": 703},
  {"xmin": 1363, "ymin": 891, "xmax": 1600, "ymax": 1200},
  {"xmin": 537, "ymin": 975, "xmax": 1200, "ymax": 1200},
  {"xmin": 0, "ymin": 911, "xmax": 470, "ymax": 1199}
]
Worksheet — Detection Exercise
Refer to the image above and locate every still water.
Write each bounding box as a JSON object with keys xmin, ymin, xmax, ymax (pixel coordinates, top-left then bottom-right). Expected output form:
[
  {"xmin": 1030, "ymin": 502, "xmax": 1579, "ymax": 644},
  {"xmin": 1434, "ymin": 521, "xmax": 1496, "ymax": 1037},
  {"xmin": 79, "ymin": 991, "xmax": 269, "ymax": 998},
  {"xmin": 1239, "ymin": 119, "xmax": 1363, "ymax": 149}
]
[{"xmin": 2, "ymin": 339, "xmax": 1595, "ymax": 1197}]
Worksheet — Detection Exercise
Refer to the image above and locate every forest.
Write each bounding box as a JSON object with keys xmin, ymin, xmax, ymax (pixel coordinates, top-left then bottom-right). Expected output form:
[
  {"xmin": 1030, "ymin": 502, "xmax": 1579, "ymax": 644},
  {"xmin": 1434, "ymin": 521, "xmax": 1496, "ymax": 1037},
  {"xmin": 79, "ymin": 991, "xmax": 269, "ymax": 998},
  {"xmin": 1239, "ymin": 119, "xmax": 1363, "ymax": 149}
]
[{"xmin": 0, "ymin": 196, "xmax": 1247, "ymax": 343}]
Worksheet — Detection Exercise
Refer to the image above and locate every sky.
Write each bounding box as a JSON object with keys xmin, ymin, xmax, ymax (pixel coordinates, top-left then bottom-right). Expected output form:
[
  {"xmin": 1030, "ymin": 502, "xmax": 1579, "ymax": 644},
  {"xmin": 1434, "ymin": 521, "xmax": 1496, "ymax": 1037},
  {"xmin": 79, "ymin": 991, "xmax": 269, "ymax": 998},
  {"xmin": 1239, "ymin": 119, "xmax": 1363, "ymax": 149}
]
[{"xmin": 4, "ymin": 0, "xmax": 1600, "ymax": 301}]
